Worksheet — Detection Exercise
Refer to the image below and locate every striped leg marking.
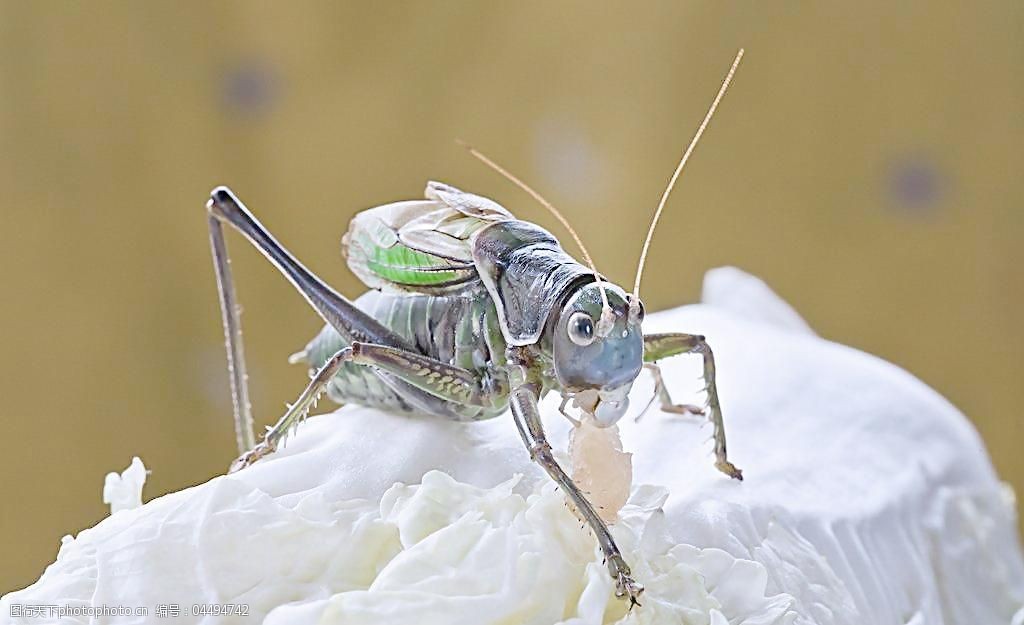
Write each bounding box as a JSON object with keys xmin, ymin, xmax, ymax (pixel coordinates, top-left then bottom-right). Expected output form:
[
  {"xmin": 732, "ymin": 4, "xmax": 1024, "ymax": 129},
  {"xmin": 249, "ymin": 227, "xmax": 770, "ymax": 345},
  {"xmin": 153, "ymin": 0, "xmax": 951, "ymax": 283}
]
[{"xmin": 229, "ymin": 342, "xmax": 499, "ymax": 472}]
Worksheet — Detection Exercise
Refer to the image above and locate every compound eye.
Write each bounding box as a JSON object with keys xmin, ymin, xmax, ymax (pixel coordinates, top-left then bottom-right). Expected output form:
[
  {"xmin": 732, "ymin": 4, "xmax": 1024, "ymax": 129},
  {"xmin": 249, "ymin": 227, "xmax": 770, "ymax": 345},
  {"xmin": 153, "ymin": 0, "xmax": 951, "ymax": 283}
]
[
  {"xmin": 567, "ymin": 311, "xmax": 596, "ymax": 346},
  {"xmin": 633, "ymin": 299, "xmax": 646, "ymax": 324}
]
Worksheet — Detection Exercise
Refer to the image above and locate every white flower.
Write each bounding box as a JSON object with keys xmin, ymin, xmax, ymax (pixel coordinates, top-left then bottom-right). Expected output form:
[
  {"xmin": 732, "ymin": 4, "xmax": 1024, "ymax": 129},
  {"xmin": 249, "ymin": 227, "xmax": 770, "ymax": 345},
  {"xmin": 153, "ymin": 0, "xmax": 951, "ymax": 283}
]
[{"xmin": 261, "ymin": 471, "xmax": 796, "ymax": 625}]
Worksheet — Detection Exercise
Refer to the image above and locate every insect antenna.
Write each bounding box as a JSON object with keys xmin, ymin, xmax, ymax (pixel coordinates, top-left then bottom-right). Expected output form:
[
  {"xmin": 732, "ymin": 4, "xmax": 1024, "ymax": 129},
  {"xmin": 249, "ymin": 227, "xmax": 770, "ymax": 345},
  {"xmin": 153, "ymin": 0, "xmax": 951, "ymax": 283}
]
[
  {"xmin": 630, "ymin": 48, "xmax": 745, "ymax": 320},
  {"xmin": 458, "ymin": 140, "xmax": 617, "ymax": 335}
]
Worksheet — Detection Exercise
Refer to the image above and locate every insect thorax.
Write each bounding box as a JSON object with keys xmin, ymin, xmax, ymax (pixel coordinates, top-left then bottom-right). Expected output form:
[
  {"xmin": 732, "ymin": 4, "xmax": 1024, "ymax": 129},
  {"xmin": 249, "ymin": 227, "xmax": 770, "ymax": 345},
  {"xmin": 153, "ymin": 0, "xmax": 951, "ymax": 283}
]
[{"xmin": 471, "ymin": 220, "xmax": 597, "ymax": 348}]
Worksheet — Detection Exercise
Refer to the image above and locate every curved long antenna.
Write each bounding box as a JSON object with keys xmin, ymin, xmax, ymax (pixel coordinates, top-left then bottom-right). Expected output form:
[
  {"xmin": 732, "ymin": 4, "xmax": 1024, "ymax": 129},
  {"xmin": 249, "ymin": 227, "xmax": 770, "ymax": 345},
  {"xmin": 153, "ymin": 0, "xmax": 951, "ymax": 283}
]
[
  {"xmin": 631, "ymin": 48, "xmax": 745, "ymax": 311},
  {"xmin": 458, "ymin": 140, "xmax": 616, "ymax": 335}
]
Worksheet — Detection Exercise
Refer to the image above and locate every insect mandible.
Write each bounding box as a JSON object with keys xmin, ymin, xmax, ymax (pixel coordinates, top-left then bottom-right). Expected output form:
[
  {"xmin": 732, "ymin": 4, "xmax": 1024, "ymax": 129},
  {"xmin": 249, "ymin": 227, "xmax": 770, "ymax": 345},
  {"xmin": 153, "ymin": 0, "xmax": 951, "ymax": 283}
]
[{"xmin": 206, "ymin": 50, "xmax": 745, "ymax": 606}]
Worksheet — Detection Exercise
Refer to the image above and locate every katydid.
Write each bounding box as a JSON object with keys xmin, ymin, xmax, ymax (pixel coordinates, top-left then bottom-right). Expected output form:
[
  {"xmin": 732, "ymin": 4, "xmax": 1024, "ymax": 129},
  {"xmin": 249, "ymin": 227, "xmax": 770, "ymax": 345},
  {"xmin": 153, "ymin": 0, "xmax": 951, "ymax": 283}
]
[{"xmin": 207, "ymin": 49, "xmax": 745, "ymax": 606}]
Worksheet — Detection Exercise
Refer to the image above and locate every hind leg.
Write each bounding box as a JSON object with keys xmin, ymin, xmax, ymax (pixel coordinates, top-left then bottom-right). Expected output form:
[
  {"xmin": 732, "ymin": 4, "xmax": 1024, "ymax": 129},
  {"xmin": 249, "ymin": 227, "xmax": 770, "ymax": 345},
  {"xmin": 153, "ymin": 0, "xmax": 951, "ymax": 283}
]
[
  {"xmin": 230, "ymin": 342, "xmax": 506, "ymax": 472},
  {"xmin": 206, "ymin": 187, "xmax": 421, "ymax": 455}
]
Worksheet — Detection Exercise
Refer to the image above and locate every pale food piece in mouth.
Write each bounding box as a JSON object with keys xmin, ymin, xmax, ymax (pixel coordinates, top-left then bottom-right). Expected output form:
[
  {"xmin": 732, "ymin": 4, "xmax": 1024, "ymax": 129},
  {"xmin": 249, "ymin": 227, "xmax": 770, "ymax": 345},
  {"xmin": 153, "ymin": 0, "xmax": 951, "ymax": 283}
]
[
  {"xmin": 572, "ymin": 387, "xmax": 632, "ymax": 426},
  {"xmin": 569, "ymin": 412, "xmax": 633, "ymax": 523}
]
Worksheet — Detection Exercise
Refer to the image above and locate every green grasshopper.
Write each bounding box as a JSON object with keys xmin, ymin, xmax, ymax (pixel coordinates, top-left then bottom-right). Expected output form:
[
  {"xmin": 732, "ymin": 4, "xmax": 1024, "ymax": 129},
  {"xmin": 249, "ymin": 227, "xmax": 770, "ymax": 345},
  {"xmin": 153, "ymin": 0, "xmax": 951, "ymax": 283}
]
[{"xmin": 206, "ymin": 50, "xmax": 744, "ymax": 606}]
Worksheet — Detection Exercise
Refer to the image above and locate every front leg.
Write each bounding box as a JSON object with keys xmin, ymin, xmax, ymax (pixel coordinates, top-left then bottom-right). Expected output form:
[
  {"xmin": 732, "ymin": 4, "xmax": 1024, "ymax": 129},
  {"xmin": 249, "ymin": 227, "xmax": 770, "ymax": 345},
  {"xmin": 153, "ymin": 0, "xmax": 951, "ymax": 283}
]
[
  {"xmin": 642, "ymin": 363, "xmax": 705, "ymax": 417},
  {"xmin": 505, "ymin": 361, "xmax": 642, "ymax": 606},
  {"xmin": 643, "ymin": 333, "xmax": 743, "ymax": 481}
]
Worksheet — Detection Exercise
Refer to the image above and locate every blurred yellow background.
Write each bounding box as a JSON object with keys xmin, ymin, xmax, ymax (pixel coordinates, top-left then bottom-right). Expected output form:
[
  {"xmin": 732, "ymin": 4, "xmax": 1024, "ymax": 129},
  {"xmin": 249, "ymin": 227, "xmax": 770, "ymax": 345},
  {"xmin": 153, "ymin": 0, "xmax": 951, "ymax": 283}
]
[{"xmin": 1, "ymin": 2, "xmax": 1021, "ymax": 591}]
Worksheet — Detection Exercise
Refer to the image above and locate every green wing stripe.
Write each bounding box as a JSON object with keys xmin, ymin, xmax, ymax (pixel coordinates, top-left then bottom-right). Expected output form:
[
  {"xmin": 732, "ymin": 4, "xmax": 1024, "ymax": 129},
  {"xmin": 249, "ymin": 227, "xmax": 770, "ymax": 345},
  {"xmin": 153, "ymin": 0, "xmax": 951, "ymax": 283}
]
[
  {"xmin": 355, "ymin": 229, "xmax": 472, "ymax": 287},
  {"xmin": 366, "ymin": 244, "xmax": 464, "ymax": 286}
]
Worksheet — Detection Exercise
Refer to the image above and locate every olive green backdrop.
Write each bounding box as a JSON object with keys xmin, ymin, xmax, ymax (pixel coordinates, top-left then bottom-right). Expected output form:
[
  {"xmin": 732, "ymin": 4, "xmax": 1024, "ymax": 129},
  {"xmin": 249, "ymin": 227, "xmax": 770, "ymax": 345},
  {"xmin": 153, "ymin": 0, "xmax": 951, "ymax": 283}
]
[{"xmin": 1, "ymin": 2, "xmax": 1021, "ymax": 591}]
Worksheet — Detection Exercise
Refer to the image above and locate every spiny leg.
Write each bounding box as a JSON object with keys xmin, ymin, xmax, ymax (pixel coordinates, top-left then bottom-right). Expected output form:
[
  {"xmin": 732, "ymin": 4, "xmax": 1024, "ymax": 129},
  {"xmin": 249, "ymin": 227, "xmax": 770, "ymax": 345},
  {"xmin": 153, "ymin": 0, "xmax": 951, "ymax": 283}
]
[
  {"xmin": 643, "ymin": 333, "xmax": 742, "ymax": 481},
  {"xmin": 230, "ymin": 342, "xmax": 504, "ymax": 472},
  {"xmin": 208, "ymin": 214, "xmax": 255, "ymax": 454},
  {"xmin": 506, "ymin": 352, "xmax": 642, "ymax": 606},
  {"xmin": 229, "ymin": 347, "xmax": 354, "ymax": 473},
  {"xmin": 206, "ymin": 186, "xmax": 427, "ymax": 456}
]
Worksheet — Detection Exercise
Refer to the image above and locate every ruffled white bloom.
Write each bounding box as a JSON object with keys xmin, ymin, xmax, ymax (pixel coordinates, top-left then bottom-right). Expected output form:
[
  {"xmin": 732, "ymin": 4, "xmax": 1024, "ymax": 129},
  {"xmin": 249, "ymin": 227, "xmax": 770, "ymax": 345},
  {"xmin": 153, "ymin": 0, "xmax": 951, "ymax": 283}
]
[
  {"xmin": 6, "ymin": 468, "xmax": 795, "ymax": 625},
  {"xmin": 4, "ymin": 268, "xmax": 1023, "ymax": 624},
  {"xmin": 262, "ymin": 471, "xmax": 795, "ymax": 625}
]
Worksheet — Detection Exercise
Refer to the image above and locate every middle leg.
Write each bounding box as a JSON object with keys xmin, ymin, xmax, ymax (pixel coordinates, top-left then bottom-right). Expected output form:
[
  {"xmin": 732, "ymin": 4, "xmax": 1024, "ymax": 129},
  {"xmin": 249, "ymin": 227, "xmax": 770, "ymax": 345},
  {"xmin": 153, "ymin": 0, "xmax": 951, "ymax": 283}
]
[{"xmin": 229, "ymin": 342, "xmax": 505, "ymax": 472}]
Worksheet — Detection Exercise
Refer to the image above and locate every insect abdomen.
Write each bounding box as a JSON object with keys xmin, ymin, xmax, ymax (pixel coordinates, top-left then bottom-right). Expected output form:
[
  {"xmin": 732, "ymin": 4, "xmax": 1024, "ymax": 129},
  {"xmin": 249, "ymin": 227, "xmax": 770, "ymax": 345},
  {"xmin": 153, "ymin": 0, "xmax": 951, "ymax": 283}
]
[{"xmin": 300, "ymin": 288, "xmax": 509, "ymax": 420}]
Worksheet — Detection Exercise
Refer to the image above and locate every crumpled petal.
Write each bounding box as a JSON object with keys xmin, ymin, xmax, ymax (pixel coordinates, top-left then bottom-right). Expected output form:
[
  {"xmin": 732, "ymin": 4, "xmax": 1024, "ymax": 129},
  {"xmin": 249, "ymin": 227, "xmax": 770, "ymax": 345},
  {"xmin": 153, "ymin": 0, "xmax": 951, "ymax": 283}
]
[{"xmin": 102, "ymin": 456, "xmax": 147, "ymax": 514}]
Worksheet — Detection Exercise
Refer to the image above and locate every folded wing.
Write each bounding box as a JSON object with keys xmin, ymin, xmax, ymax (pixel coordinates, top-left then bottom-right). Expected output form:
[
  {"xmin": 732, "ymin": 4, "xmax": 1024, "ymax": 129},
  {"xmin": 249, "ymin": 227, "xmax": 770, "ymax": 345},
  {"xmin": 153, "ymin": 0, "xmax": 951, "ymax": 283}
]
[{"xmin": 343, "ymin": 182, "xmax": 513, "ymax": 295}]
